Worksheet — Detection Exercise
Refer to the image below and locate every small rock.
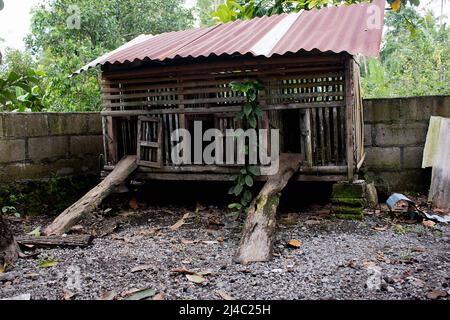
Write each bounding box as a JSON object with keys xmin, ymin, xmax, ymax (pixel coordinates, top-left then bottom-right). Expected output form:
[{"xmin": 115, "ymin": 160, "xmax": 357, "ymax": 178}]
[{"xmin": 387, "ymin": 286, "xmax": 396, "ymax": 293}]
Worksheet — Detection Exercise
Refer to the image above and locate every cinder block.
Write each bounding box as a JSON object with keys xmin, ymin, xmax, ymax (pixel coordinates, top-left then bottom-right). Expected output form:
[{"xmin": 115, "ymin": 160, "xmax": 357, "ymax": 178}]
[
  {"xmin": 365, "ymin": 147, "xmax": 401, "ymax": 169},
  {"xmin": 28, "ymin": 136, "xmax": 69, "ymax": 161},
  {"xmin": 1, "ymin": 114, "xmax": 49, "ymax": 138},
  {"xmin": 70, "ymin": 135, "xmax": 103, "ymax": 156},
  {"xmin": 48, "ymin": 114, "xmax": 89, "ymax": 135},
  {"xmin": 0, "ymin": 163, "xmax": 49, "ymax": 182},
  {"xmin": 87, "ymin": 113, "xmax": 102, "ymax": 134},
  {"xmin": 0, "ymin": 139, "xmax": 26, "ymax": 163},
  {"xmin": 364, "ymin": 99, "xmax": 401, "ymax": 123},
  {"xmin": 429, "ymin": 96, "xmax": 450, "ymax": 118},
  {"xmin": 364, "ymin": 124, "xmax": 372, "ymax": 146},
  {"xmin": 403, "ymin": 146, "xmax": 424, "ymax": 169},
  {"xmin": 374, "ymin": 123, "xmax": 427, "ymax": 147}
]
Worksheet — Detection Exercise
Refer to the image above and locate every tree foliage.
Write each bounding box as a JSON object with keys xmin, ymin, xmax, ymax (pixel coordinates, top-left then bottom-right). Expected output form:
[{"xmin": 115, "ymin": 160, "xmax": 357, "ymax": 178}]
[
  {"xmin": 361, "ymin": 8, "xmax": 449, "ymax": 98},
  {"xmin": 19, "ymin": 0, "xmax": 194, "ymax": 112},
  {"xmin": 210, "ymin": 0, "xmax": 421, "ymax": 23}
]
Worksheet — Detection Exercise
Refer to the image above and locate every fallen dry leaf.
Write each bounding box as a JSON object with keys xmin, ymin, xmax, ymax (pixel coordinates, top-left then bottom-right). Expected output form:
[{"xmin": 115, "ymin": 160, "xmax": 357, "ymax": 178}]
[
  {"xmin": 373, "ymin": 225, "xmax": 388, "ymax": 231},
  {"xmin": 111, "ymin": 234, "xmax": 135, "ymax": 243},
  {"xmin": 131, "ymin": 265, "xmax": 153, "ymax": 273},
  {"xmin": 363, "ymin": 261, "xmax": 377, "ymax": 268},
  {"xmin": 186, "ymin": 274, "xmax": 205, "ymax": 284},
  {"xmin": 63, "ymin": 288, "xmax": 76, "ymax": 300},
  {"xmin": 305, "ymin": 219, "xmax": 322, "ymax": 225},
  {"xmin": 124, "ymin": 288, "xmax": 156, "ymax": 300},
  {"xmin": 170, "ymin": 213, "xmax": 190, "ymax": 231},
  {"xmin": 129, "ymin": 196, "xmax": 139, "ymax": 210},
  {"xmin": 120, "ymin": 288, "xmax": 141, "ymax": 297},
  {"xmin": 203, "ymin": 240, "xmax": 219, "ymax": 245},
  {"xmin": 172, "ymin": 268, "xmax": 196, "ymax": 275},
  {"xmin": 98, "ymin": 290, "xmax": 116, "ymax": 300},
  {"xmin": 422, "ymin": 220, "xmax": 436, "ymax": 228},
  {"xmin": 208, "ymin": 217, "xmax": 224, "ymax": 226},
  {"xmin": 287, "ymin": 239, "xmax": 302, "ymax": 248},
  {"xmin": 216, "ymin": 236, "xmax": 225, "ymax": 242},
  {"xmin": 217, "ymin": 290, "xmax": 235, "ymax": 300},
  {"xmin": 181, "ymin": 239, "xmax": 195, "ymax": 245},
  {"xmin": 152, "ymin": 293, "xmax": 165, "ymax": 300},
  {"xmin": 427, "ymin": 290, "xmax": 448, "ymax": 300}
]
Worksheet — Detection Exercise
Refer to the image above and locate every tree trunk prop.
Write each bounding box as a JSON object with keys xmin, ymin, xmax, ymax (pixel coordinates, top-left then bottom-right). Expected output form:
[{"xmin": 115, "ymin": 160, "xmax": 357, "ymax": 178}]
[
  {"xmin": 44, "ymin": 155, "xmax": 138, "ymax": 236},
  {"xmin": 234, "ymin": 153, "xmax": 303, "ymax": 264},
  {"xmin": 0, "ymin": 215, "xmax": 18, "ymax": 270}
]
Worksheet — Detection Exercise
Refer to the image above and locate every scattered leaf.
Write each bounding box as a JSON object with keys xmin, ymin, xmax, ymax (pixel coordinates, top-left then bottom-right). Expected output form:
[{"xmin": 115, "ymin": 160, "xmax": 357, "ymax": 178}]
[
  {"xmin": 427, "ymin": 290, "xmax": 448, "ymax": 300},
  {"xmin": 131, "ymin": 265, "xmax": 153, "ymax": 273},
  {"xmin": 24, "ymin": 273, "xmax": 40, "ymax": 279},
  {"xmin": 422, "ymin": 220, "xmax": 436, "ymax": 228},
  {"xmin": 203, "ymin": 240, "xmax": 219, "ymax": 245},
  {"xmin": 181, "ymin": 239, "xmax": 195, "ymax": 245},
  {"xmin": 103, "ymin": 208, "xmax": 112, "ymax": 214},
  {"xmin": 63, "ymin": 288, "xmax": 76, "ymax": 300},
  {"xmin": 98, "ymin": 291, "xmax": 117, "ymax": 300},
  {"xmin": 152, "ymin": 293, "xmax": 165, "ymax": 300},
  {"xmin": 170, "ymin": 213, "xmax": 190, "ymax": 231},
  {"xmin": 172, "ymin": 268, "xmax": 196, "ymax": 275},
  {"xmin": 186, "ymin": 274, "xmax": 206, "ymax": 284},
  {"xmin": 363, "ymin": 261, "xmax": 376, "ymax": 268},
  {"xmin": 0, "ymin": 264, "xmax": 5, "ymax": 273},
  {"xmin": 287, "ymin": 239, "xmax": 302, "ymax": 248},
  {"xmin": 129, "ymin": 196, "xmax": 139, "ymax": 210},
  {"xmin": 373, "ymin": 225, "xmax": 388, "ymax": 231},
  {"xmin": 305, "ymin": 219, "xmax": 321, "ymax": 225},
  {"xmin": 216, "ymin": 236, "xmax": 225, "ymax": 242},
  {"xmin": 38, "ymin": 258, "xmax": 58, "ymax": 268},
  {"xmin": 217, "ymin": 290, "xmax": 235, "ymax": 300},
  {"xmin": 124, "ymin": 288, "xmax": 156, "ymax": 300},
  {"xmin": 27, "ymin": 226, "xmax": 41, "ymax": 237}
]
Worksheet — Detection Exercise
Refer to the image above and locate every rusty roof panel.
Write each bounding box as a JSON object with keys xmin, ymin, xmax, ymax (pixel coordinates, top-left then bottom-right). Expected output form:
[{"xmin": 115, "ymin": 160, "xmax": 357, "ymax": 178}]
[{"xmin": 74, "ymin": 0, "xmax": 385, "ymax": 74}]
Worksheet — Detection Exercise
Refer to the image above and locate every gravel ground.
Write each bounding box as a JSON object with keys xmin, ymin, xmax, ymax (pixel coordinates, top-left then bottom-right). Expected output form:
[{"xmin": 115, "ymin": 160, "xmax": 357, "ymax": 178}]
[{"xmin": 1, "ymin": 205, "xmax": 449, "ymax": 300}]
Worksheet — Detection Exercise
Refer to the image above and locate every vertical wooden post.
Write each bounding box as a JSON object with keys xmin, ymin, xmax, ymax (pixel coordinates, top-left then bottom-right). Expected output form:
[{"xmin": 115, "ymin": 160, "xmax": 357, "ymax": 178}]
[{"xmin": 344, "ymin": 54, "xmax": 355, "ymax": 182}]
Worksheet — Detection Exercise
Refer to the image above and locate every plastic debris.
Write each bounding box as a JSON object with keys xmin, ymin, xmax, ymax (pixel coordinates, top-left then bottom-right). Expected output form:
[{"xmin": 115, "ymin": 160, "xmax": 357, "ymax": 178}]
[{"xmin": 386, "ymin": 193, "xmax": 450, "ymax": 223}]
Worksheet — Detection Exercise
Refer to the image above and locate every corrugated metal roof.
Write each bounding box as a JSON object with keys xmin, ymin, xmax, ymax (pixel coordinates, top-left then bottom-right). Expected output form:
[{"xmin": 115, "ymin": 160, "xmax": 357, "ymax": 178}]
[{"xmin": 74, "ymin": 0, "xmax": 385, "ymax": 75}]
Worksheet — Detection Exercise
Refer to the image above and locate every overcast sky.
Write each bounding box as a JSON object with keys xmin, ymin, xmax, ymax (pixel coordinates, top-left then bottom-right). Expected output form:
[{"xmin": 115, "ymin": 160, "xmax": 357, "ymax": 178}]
[{"xmin": 0, "ymin": 0, "xmax": 448, "ymax": 52}]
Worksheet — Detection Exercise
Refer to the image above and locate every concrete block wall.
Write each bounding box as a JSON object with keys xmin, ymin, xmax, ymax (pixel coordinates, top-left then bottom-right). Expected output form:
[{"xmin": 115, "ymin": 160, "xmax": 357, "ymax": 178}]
[
  {"xmin": 363, "ymin": 95, "xmax": 450, "ymax": 195},
  {"xmin": 0, "ymin": 113, "xmax": 103, "ymax": 183}
]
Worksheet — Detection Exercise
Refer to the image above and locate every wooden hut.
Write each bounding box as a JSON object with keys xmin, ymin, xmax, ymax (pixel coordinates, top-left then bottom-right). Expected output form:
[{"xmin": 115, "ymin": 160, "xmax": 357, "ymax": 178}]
[{"xmin": 76, "ymin": 0, "xmax": 385, "ymax": 184}]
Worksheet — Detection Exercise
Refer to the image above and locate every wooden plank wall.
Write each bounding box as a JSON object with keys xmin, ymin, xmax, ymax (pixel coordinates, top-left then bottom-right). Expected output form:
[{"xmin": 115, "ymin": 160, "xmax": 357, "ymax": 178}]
[{"xmin": 100, "ymin": 53, "xmax": 354, "ymax": 171}]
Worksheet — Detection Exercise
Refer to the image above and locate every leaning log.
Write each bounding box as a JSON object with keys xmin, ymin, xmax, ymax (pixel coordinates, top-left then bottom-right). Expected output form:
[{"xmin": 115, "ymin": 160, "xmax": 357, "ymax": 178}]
[
  {"xmin": 44, "ymin": 155, "xmax": 138, "ymax": 236},
  {"xmin": 0, "ymin": 215, "xmax": 18, "ymax": 270},
  {"xmin": 234, "ymin": 153, "xmax": 303, "ymax": 264},
  {"xmin": 16, "ymin": 235, "xmax": 94, "ymax": 248}
]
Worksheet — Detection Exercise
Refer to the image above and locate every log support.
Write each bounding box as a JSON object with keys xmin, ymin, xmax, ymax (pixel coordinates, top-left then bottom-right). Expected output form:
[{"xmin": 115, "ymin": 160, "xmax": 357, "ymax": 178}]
[{"xmin": 234, "ymin": 154, "xmax": 303, "ymax": 264}]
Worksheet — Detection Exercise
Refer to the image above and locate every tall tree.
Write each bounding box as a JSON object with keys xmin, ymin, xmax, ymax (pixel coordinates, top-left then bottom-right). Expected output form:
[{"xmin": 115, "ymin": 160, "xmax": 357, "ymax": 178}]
[
  {"xmin": 25, "ymin": 0, "xmax": 194, "ymax": 111},
  {"xmin": 361, "ymin": 8, "xmax": 449, "ymax": 97}
]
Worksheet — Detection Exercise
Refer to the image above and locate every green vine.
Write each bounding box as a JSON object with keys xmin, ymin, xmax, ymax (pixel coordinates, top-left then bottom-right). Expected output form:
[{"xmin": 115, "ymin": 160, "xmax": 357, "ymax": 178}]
[{"xmin": 227, "ymin": 79, "xmax": 264, "ymax": 212}]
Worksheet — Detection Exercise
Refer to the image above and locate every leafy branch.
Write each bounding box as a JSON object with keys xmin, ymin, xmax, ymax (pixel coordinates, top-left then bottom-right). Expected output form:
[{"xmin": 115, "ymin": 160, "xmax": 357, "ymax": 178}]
[{"xmin": 227, "ymin": 79, "xmax": 264, "ymax": 212}]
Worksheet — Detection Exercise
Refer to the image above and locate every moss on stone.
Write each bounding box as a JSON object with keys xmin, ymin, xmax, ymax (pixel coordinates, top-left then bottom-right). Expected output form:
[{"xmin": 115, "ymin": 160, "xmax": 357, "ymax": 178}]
[
  {"xmin": 331, "ymin": 197, "xmax": 364, "ymax": 207},
  {"xmin": 333, "ymin": 212, "xmax": 364, "ymax": 220},
  {"xmin": 332, "ymin": 205, "xmax": 364, "ymax": 216}
]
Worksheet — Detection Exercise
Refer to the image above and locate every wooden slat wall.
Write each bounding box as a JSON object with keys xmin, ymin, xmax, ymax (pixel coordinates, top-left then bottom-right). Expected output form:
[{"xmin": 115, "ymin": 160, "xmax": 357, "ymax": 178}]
[{"xmin": 101, "ymin": 54, "xmax": 351, "ymax": 169}]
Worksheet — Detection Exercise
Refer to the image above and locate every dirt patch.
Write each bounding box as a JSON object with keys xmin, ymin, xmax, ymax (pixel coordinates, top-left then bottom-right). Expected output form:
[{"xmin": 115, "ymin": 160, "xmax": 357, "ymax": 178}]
[{"xmin": 1, "ymin": 204, "xmax": 449, "ymax": 300}]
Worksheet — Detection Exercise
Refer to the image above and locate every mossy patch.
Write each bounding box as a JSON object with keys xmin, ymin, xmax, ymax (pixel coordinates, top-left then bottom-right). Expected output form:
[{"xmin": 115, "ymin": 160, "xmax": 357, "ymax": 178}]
[
  {"xmin": 333, "ymin": 212, "xmax": 364, "ymax": 220},
  {"xmin": 331, "ymin": 183, "xmax": 364, "ymax": 199},
  {"xmin": 332, "ymin": 205, "xmax": 364, "ymax": 220},
  {"xmin": 331, "ymin": 197, "xmax": 364, "ymax": 207}
]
